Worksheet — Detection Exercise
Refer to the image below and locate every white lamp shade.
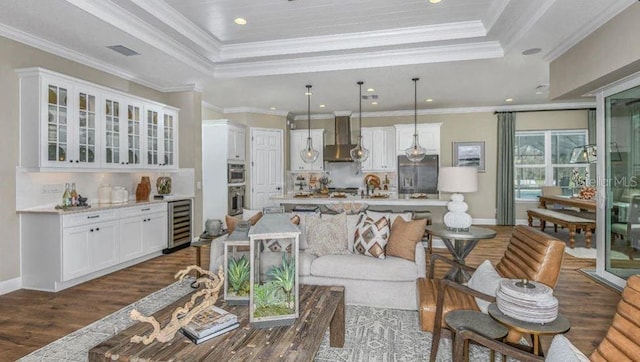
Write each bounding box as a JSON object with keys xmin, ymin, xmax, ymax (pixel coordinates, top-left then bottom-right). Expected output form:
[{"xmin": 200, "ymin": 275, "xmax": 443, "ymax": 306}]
[{"xmin": 438, "ymin": 167, "xmax": 478, "ymax": 193}]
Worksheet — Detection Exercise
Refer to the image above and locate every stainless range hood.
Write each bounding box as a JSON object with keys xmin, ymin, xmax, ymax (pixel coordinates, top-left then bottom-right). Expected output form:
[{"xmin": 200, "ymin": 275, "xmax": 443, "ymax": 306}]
[{"xmin": 324, "ymin": 115, "xmax": 357, "ymax": 162}]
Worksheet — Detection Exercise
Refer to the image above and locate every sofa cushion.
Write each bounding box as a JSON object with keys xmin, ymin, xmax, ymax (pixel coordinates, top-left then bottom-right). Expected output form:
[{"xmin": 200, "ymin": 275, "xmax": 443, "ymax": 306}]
[
  {"xmin": 346, "ymin": 213, "xmax": 361, "ymax": 251},
  {"xmin": 290, "ymin": 211, "xmax": 320, "ymax": 250},
  {"xmin": 387, "ymin": 217, "xmax": 427, "ymax": 261},
  {"xmin": 354, "ymin": 212, "xmax": 390, "ymax": 259},
  {"xmin": 310, "ymin": 254, "xmax": 418, "ymax": 282},
  {"xmin": 306, "ymin": 213, "xmax": 350, "ymax": 256}
]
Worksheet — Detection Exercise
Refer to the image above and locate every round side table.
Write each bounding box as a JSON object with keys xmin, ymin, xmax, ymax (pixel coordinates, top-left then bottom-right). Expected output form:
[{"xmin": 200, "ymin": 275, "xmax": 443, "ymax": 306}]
[
  {"xmin": 488, "ymin": 303, "xmax": 570, "ymax": 356},
  {"xmin": 445, "ymin": 310, "xmax": 508, "ymax": 362}
]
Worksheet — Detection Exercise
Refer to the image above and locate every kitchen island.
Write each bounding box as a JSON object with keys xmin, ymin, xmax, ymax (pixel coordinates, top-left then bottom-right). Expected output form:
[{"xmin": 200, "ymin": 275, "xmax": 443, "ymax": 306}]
[{"xmin": 270, "ymin": 193, "xmax": 448, "ymax": 207}]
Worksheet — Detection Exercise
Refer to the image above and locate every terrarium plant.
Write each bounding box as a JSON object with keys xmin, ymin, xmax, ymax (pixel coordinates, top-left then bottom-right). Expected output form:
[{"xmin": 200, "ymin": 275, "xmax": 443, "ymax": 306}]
[
  {"xmin": 227, "ymin": 255, "xmax": 250, "ymax": 296},
  {"xmin": 253, "ymin": 281, "xmax": 288, "ymax": 318},
  {"xmin": 267, "ymin": 255, "xmax": 296, "ymax": 309}
]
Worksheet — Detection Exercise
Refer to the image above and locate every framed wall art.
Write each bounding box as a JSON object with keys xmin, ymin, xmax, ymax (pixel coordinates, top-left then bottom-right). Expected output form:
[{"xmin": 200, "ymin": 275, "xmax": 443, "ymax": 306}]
[{"xmin": 453, "ymin": 141, "xmax": 485, "ymax": 172}]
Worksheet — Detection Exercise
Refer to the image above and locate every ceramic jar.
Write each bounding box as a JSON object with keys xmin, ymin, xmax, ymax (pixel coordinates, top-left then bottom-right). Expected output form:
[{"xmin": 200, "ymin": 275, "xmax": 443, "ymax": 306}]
[
  {"xmin": 110, "ymin": 186, "xmax": 128, "ymax": 204},
  {"xmin": 156, "ymin": 176, "xmax": 172, "ymax": 195},
  {"xmin": 98, "ymin": 184, "xmax": 112, "ymax": 204},
  {"xmin": 136, "ymin": 176, "xmax": 151, "ymax": 201}
]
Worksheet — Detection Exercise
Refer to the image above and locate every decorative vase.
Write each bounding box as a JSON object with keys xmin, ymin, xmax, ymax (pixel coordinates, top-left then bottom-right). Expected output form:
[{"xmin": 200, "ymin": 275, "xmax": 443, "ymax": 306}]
[
  {"xmin": 156, "ymin": 176, "xmax": 172, "ymax": 195},
  {"xmin": 320, "ymin": 187, "xmax": 329, "ymax": 195},
  {"xmin": 136, "ymin": 176, "xmax": 151, "ymax": 201}
]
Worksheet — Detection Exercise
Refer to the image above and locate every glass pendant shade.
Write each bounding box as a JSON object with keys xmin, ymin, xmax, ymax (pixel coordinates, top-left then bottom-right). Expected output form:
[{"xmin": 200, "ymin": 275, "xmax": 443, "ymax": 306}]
[
  {"xmin": 300, "ymin": 84, "xmax": 319, "ymax": 164},
  {"xmin": 300, "ymin": 137, "xmax": 319, "ymax": 163},
  {"xmin": 350, "ymin": 135, "xmax": 369, "ymax": 162},
  {"xmin": 350, "ymin": 81, "xmax": 369, "ymax": 162},
  {"xmin": 404, "ymin": 77, "xmax": 426, "ymax": 162},
  {"xmin": 406, "ymin": 134, "xmax": 427, "ymax": 162}
]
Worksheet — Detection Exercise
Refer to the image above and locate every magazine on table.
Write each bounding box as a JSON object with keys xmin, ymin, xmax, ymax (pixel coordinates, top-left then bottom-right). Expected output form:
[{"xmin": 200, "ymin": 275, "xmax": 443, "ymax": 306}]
[
  {"xmin": 182, "ymin": 322, "xmax": 240, "ymax": 344},
  {"xmin": 181, "ymin": 305, "xmax": 238, "ymax": 339}
]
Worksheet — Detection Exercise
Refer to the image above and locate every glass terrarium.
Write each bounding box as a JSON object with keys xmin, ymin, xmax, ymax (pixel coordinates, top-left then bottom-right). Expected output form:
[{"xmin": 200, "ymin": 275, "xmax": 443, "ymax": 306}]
[
  {"xmin": 248, "ymin": 213, "xmax": 301, "ymax": 328},
  {"xmin": 223, "ymin": 226, "xmax": 251, "ymax": 305}
]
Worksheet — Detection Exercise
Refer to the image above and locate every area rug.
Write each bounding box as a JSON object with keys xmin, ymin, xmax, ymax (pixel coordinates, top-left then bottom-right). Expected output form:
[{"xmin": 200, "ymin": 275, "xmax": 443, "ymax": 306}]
[{"xmin": 20, "ymin": 280, "xmax": 503, "ymax": 362}]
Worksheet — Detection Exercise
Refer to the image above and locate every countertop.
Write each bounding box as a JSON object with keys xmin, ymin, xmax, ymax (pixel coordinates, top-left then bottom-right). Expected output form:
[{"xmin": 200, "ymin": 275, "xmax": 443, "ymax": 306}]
[
  {"xmin": 270, "ymin": 193, "xmax": 448, "ymax": 206},
  {"xmin": 17, "ymin": 195, "xmax": 194, "ymax": 215}
]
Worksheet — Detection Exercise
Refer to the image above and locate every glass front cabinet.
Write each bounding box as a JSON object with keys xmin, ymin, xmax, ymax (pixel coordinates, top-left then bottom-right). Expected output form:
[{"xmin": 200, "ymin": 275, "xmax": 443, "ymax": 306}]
[{"xmin": 17, "ymin": 67, "xmax": 178, "ymax": 170}]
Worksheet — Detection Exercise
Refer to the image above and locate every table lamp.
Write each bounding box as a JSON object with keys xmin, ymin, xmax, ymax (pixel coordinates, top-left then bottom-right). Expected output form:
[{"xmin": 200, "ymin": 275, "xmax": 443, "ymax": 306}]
[{"xmin": 438, "ymin": 166, "xmax": 478, "ymax": 231}]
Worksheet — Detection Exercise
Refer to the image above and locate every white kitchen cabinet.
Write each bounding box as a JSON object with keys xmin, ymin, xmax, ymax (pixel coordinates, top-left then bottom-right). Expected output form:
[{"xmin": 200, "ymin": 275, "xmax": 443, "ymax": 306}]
[
  {"xmin": 102, "ymin": 93, "xmax": 144, "ymax": 169},
  {"xmin": 394, "ymin": 123, "xmax": 442, "ymax": 155},
  {"xmin": 290, "ymin": 129, "xmax": 324, "ymax": 172},
  {"xmin": 361, "ymin": 127, "xmax": 396, "ymax": 171},
  {"xmin": 227, "ymin": 125, "xmax": 246, "ymax": 161},
  {"xmin": 21, "ymin": 202, "xmax": 168, "ymax": 292},
  {"xmin": 62, "ymin": 219, "xmax": 118, "ymax": 281},
  {"xmin": 17, "ymin": 67, "xmax": 179, "ymax": 171}
]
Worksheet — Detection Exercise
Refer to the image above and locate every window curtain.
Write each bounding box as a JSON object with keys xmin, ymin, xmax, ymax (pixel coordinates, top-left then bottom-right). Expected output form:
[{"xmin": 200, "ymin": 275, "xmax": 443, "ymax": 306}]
[{"xmin": 496, "ymin": 112, "xmax": 516, "ymax": 225}]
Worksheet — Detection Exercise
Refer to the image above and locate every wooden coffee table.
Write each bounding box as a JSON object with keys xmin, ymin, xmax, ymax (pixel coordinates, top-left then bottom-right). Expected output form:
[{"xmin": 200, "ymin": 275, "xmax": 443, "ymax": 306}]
[{"xmin": 89, "ymin": 284, "xmax": 345, "ymax": 361}]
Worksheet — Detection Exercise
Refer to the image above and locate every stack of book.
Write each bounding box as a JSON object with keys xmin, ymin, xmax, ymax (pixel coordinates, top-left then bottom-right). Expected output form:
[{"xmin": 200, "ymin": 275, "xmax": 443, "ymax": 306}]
[{"xmin": 181, "ymin": 305, "xmax": 239, "ymax": 344}]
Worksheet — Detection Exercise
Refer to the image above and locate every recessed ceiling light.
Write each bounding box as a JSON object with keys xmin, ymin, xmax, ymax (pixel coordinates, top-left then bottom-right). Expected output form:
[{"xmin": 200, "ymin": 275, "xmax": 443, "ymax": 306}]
[
  {"xmin": 535, "ymin": 91, "xmax": 543, "ymax": 95},
  {"xmin": 425, "ymin": 98, "xmax": 434, "ymax": 103},
  {"xmin": 319, "ymin": 104, "xmax": 326, "ymax": 108},
  {"xmin": 429, "ymin": 0, "xmax": 442, "ymax": 3},
  {"xmin": 367, "ymin": 88, "xmax": 375, "ymax": 92},
  {"xmin": 269, "ymin": 106, "xmax": 276, "ymax": 110},
  {"xmin": 522, "ymin": 48, "xmax": 541, "ymax": 55},
  {"xmin": 371, "ymin": 101, "xmax": 378, "ymax": 105},
  {"xmin": 505, "ymin": 98, "xmax": 514, "ymax": 102},
  {"xmin": 234, "ymin": 18, "xmax": 247, "ymax": 25}
]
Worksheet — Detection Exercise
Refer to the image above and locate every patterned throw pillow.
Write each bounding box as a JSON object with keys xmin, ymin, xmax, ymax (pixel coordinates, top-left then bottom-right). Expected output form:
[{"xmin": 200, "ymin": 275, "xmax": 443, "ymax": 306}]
[
  {"xmin": 353, "ymin": 212, "xmax": 390, "ymax": 259},
  {"xmin": 262, "ymin": 215, "xmax": 300, "ymax": 252},
  {"xmin": 306, "ymin": 213, "xmax": 350, "ymax": 257}
]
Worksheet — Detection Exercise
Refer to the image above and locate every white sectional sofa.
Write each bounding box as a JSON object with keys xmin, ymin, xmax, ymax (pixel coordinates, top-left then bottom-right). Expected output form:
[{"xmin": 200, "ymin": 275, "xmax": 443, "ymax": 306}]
[{"xmin": 209, "ymin": 211, "xmax": 425, "ymax": 311}]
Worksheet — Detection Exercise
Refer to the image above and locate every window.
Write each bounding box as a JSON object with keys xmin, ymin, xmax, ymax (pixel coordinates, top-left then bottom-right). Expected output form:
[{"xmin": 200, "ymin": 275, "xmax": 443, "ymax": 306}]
[{"xmin": 514, "ymin": 130, "xmax": 588, "ymax": 200}]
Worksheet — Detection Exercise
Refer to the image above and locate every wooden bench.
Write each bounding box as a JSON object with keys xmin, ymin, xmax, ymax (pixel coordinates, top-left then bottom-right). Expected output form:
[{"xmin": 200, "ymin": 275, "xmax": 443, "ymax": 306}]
[{"xmin": 527, "ymin": 208, "xmax": 595, "ymax": 249}]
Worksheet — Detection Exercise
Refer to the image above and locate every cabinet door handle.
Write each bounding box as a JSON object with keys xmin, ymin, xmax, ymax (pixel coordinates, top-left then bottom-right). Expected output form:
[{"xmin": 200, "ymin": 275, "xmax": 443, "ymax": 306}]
[
  {"xmin": 141, "ymin": 207, "xmax": 150, "ymax": 211},
  {"xmin": 90, "ymin": 228, "xmax": 94, "ymax": 232},
  {"xmin": 75, "ymin": 160, "xmax": 79, "ymax": 163},
  {"xmin": 87, "ymin": 215, "xmax": 99, "ymax": 219},
  {"xmin": 96, "ymin": 228, "xmax": 100, "ymax": 231}
]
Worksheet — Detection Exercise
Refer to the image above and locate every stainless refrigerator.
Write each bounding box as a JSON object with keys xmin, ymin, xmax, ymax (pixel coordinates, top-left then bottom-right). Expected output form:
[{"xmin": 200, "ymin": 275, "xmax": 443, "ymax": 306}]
[{"xmin": 397, "ymin": 155, "xmax": 439, "ymax": 195}]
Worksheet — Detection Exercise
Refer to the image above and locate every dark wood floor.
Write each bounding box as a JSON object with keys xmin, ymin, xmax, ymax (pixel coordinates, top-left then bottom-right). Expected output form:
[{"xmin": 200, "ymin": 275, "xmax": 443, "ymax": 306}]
[{"xmin": 0, "ymin": 226, "xmax": 621, "ymax": 360}]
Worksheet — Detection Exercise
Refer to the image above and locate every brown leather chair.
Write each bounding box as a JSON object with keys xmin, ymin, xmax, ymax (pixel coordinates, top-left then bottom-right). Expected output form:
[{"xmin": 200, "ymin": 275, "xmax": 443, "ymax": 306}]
[
  {"xmin": 452, "ymin": 274, "xmax": 640, "ymax": 361},
  {"xmin": 417, "ymin": 225, "xmax": 565, "ymax": 361}
]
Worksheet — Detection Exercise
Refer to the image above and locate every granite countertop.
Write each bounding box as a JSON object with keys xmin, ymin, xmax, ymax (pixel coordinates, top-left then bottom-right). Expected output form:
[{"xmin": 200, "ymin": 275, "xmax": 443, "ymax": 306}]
[{"xmin": 17, "ymin": 194, "xmax": 194, "ymax": 215}]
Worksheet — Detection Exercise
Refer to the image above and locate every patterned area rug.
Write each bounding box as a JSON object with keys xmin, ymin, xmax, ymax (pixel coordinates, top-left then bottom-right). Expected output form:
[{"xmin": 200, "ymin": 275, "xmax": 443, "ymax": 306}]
[{"xmin": 20, "ymin": 280, "xmax": 500, "ymax": 362}]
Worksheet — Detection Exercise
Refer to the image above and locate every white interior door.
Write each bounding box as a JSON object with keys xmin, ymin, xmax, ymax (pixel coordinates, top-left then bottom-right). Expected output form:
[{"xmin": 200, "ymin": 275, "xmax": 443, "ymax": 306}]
[{"xmin": 250, "ymin": 128, "xmax": 284, "ymax": 210}]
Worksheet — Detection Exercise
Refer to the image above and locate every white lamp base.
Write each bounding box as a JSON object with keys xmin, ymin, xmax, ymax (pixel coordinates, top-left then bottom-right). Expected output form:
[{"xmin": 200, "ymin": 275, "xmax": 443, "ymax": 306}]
[{"xmin": 443, "ymin": 193, "xmax": 472, "ymax": 231}]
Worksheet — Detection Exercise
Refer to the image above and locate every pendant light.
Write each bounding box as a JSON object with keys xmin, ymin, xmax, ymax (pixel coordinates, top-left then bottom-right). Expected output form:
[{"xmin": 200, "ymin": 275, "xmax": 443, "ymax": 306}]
[
  {"xmin": 405, "ymin": 77, "xmax": 427, "ymax": 162},
  {"xmin": 300, "ymin": 85, "xmax": 319, "ymax": 163},
  {"xmin": 350, "ymin": 81, "xmax": 369, "ymax": 163}
]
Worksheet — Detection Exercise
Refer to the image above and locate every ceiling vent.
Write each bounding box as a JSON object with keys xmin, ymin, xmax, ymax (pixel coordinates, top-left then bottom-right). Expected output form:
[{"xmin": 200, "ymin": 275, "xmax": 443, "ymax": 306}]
[{"xmin": 107, "ymin": 45, "xmax": 140, "ymax": 57}]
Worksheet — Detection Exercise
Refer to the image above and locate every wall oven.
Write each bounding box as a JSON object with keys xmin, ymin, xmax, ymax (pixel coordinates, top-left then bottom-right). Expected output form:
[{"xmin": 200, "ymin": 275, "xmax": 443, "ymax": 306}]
[
  {"xmin": 228, "ymin": 185, "xmax": 245, "ymax": 216},
  {"xmin": 228, "ymin": 163, "xmax": 245, "ymax": 184}
]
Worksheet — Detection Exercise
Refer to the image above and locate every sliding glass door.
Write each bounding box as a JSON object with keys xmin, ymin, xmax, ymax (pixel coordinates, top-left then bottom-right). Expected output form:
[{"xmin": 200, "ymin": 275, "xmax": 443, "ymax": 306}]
[{"xmin": 597, "ymin": 74, "xmax": 640, "ymax": 286}]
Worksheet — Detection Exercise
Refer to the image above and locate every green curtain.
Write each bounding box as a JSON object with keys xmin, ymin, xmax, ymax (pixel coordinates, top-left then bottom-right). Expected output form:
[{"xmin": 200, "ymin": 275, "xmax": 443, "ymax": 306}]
[{"xmin": 496, "ymin": 112, "xmax": 516, "ymax": 225}]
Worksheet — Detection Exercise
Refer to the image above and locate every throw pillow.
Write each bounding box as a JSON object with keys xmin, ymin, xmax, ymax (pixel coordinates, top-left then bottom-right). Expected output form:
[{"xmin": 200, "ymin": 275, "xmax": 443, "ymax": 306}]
[
  {"xmin": 353, "ymin": 212, "xmax": 390, "ymax": 259},
  {"xmin": 306, "ymin": 213, "xmax": 350, "ymax": 257},
  {"xmin": 263, "ymin": 215, "xmax": 300, "ymax": 252},
  {"xmin": 226, "ymin": 212, "xmax": 263, "ymax": 234},
  {"xmin": 366, "ymin": 210, "xmax": 411, "ymax": 226},
  {"xmin": 546, "ymin": 335, "xmax": 590, "ymax": 362},
  {"xmin": 386, "ymin": 217, "xmax": 427, "ymax": 261},
  {"xmin": 466, "ymin": 260, "xmax": 505, "ymax": 313}
]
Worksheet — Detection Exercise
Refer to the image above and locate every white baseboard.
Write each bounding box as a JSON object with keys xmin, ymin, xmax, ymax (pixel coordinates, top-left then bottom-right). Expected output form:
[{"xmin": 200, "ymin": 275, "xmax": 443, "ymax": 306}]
[{"xmin": 0, "ymin": 277, "xmax": 21, "ymax": 295}]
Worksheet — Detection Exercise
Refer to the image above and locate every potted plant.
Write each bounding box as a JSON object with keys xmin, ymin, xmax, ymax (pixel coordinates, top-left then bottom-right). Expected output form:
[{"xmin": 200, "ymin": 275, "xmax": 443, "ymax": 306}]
[
  {"xmin": 227, "ymin": 255, "xmax": 250, "ymax": 297},
  {"xmin": 318, "ymin": 175, "xmax": 332, "ymax": 194}
]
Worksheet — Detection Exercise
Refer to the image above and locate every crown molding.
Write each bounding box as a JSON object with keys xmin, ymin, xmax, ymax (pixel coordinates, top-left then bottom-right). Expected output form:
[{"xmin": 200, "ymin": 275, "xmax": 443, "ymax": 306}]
[
  {"xmin": 163, "ymin": 83, "xmax": 203, "ymax": 93},
  {"xmin": 202, "ymin": 101, "xmax": 223, "ymax": 113},
  {"xmin": 501, "ymin": 0, "xmax": 557, "ymax": 53},
  {"xmin": 62, "ymin": 0, "xmax": 215, "ymax": 74},
  {"xmin": 216, "ymin": 41, "xmax": 504, "ymax": 78},
  {"xmin": 483, "ymin": 0, "xmax": 511, "ymax": 32},
  {"xmin": 222, "ymin": 21, "xmax": 486, "ymax": 60},
  {"xmin": 223, "ymin": 106, "xmax": 290, "ymax": 117},
  {"xmin": 543, "ymin": 0, "xmax": 636, "ymax": 61},
  {"xmin": 127, "ymin": 0, "xmax": 222, "ymax": 61},
  {"xmin": 333, "ymin": 111, "xmax": 353, "ymax": 117}
]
